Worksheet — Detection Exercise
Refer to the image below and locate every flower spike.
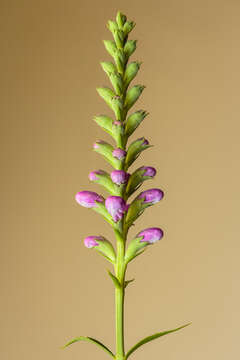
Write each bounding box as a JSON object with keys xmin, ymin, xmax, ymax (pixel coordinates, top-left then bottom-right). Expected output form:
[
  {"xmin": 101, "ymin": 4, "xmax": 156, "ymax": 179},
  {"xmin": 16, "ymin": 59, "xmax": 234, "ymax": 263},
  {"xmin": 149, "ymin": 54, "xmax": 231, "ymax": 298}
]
[{"xmin": 67, "ymin": 10, "xmax": 191, "ymax": 360}]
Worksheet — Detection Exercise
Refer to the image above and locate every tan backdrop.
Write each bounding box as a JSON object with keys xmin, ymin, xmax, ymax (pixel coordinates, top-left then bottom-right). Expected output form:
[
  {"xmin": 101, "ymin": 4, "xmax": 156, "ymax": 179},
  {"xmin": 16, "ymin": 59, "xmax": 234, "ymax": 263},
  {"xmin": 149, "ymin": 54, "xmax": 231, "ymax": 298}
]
[{"xmin": 1, "ymin": 0, "xmax": 239, "ymax": 359}]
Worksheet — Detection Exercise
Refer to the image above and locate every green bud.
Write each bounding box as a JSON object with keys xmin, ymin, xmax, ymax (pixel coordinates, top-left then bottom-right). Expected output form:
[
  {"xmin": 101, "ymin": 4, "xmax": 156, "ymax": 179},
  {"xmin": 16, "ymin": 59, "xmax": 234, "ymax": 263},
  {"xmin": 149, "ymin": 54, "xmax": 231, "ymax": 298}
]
[
  {"xmin": 113, "ymin": 30, "xmax": 124, "ymax": 48},
  {"xmin": 124, "ymin": 40, "xmax": 137, "ymax": 59},
  {"xmin": 113, "ymin": 49, "xmax": 126, "ymax": 74},
  {"xmin": 123, "ymin": 21, "xmax": 136, "ymax": 36},
  {"xmin": 93, "ymin": 201, "xmax": 115, "ymax": 226},
  {"xmin": 93, "ymin": 140, "xmax": 123, "ymax": 169},
  {"xmin": 94, "ymin": 115, "xmax": 114, "ymax": 136},
  {"xmin": 100, "ymin": 61, "xmax": 117, "ymax": 76},
  {"xmin": 109, "ymin": 72, "xmax": 123, "ymax": 95},
  {"xmin": 96, "ymin": 86, "xmax": 115, "ymax": 109},
  {"xmin": 124, "ymin": 137, "xmax": 151, "ymax": 170},
  {"xmin": 125, "ymin": 110, "xmax": 148, "ymax": 138},
  {"xmin": 107, "ymin": 20, "xmax": 118, "ymax": 33},
  {"xmin": 123, "ymin": 61, "xmax": 142, "ymax": 89},
  {"xmin": 124, "ymin": 197, "xmax": 145, "ymax": 229},
  {"xmin": 112, "ymin": 120, "xmax": 125, "ymax": 142},
  {"xmin": 96, "ymin": 238, "xmax": 117, "ymax": 263},
  {"xmin": 116, "ymin": 11, "xmax": 127, "ymax": 29},
  {"xmin": 124, "ymin": 85, "xmax": 145, "ymax": 112},
  {"xmin": 111, "ymin": 95, "xmax": 123, "ymax": 121},
  {"xmin": 103, "ymin": 40, "xmax": 117, "ymax": 58},
  {"xmin": 100, "ymin": 62, "xmax": 123, "ymax": 94},
  {"xmin": 93, "ymin": 140, "xmax": 115, "ymax": 168},
  {"xmin": 97, "ymin": 87, "xmax": 123, "ymax": 118},
  {"xmin": 125, "ymin": 167, "xmax": 146, "ymax": 198},
  {"xmin": 124, "ymin": 236, "xmax": 146, "ymax": 263}
]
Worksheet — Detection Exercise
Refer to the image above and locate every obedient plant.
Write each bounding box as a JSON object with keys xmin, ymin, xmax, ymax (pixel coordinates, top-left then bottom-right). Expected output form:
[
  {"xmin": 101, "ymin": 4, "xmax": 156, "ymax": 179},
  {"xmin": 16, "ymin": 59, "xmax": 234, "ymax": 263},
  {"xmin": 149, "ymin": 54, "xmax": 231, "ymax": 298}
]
[{"xmin": 63, "ymin": 11, "xmax": 190, "ymax": 360}]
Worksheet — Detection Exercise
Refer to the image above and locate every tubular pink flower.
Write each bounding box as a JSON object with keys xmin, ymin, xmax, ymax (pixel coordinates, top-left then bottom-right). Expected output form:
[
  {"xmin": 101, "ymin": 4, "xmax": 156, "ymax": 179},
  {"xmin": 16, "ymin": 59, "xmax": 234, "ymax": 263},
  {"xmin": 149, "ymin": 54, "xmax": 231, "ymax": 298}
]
[
  {"xmin": 75, "ymin": 191, "xmax": 104, "ymax": 208},
  {"xmin": 84, "ymin": 236, "xmax": 104, "ymax": 248},
  {"xmin": 112, "ymin": 148, "xmax": 127, "ymax": 160},
  {"xmin": 138, "ymin": 188, "xmax": 164, "ymax": 204},
  {"xmin": 137, "ymin": 228, "xmax": 164, "ymax": 243},
  {"xmin": 88, "ymin": 170, "xmax": 105, "ymax": 181},
  {"xmin": 105, "ymin": 196, "xmax": 128, "ymax": 222},
  {"xmin": 140, "ymin": 166, "xmax": 156, "ymax": 177},
  {"xmin": 111, "ymin": 170, "xmax": 130, "ymax": 185},
  {"xmin": 93, "ymin": 140, "xmax": 106, "ymax": 149}
]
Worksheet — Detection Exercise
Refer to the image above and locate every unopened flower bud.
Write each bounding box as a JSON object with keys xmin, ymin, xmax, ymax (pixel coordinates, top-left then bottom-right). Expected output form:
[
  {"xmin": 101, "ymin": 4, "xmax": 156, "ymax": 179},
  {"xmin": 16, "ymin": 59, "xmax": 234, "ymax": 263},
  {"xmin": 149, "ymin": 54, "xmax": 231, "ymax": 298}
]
[
  {"xmin": 84, "ymin": 235, "xmax": 116, "ymax": 262},
  {"xmin": 105, "ymin": 196, "xmax": 128, "ymax": 222},
  {"xmin": 138, "ymin": 227, "xmax": 164, "ymax": 243},
  {"xmin": 124, "ymin": 137, "xmax": 151, "ymax": 170},
  {"xmin": 123, "ymin": 20, "xmax": 136, "ymax": 36},
  {"xmin": 100, "ymin": 61, "xmax": 116, "ymax": 75},
  {"xmin": 116, "ymin": 11, "xmax": 127, "ymax": 29},
  {"xmin": 88, "ymin": 169, "xmax": 121, "ymax": 196},
  {"xmin": 103, "ymin": 40, "xmax": 117, "ymax": 58},
  {"xmin": 123, "ymin": 61, "xmax": 142, "ymax": 89},
  {"xmin": 126, "ymin": 166, "xmax": 156, "ymax": 198},
  {"xmin": 111, "ymin": 170, "xmax": 130, "ymax": 185},
  {"xmin": 124, "ymin": 85, "xmax": 145, "ymax": 112},
  {"xmin": 112, "ymin": 148, "xmax": 126, "ymax": 160},
  {"xmin": 125, "ymin": 227, "xmax": 163, "ymax": 263},
  {"xmin": 88, "ymin": 170, "xmax": 106, "ymax": 181},
  {"xmin": 141, "ymin": 138, "xmax": 149, "ymax": 146},
  {"xmin": 124, "ymin": 40, "xmax": 137, "ymax": 59},
  {"xmin": 93, "ymin": 140, "xmax": 106, "ymax": 149},
  {"xmin": 75, "ymin": 191, "xmax": 104, "ymax": 208},
  {"xmin": 84, "ymin": 236, "xmax": 100, "ymax": 248},
  {"xmin": 107, "ymin": 20, "xmax": 118, "ymax": 33},
  {"xmin": 139, "ymin": 166, "xmax": 156, "ymax": 178},
  {"xmin": 125, "ymin": 189, "xmax": 164, "ymax": 229},
  {"xmin": 138, "ymin": 188, "xmax": 164, "ymax": 204},
  {"xmin": 125, "ymin": 110, "xmax": 148, "ymax": 138}
]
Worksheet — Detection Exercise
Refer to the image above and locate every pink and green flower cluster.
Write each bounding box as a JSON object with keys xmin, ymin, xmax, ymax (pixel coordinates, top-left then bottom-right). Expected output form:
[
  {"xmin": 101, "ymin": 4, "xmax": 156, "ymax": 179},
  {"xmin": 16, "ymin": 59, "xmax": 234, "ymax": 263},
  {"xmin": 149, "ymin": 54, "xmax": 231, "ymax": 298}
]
[{"xmin": 64, "ymin": 10, "xmax": 190, "ymax": 360}]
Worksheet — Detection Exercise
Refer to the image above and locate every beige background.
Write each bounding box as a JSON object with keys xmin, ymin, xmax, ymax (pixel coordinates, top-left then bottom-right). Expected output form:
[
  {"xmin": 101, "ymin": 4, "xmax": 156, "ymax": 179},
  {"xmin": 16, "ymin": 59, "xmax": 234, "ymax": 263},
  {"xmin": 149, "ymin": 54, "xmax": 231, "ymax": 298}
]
[{"xmin": 1, "ymin": 0, "xmax": 240, "ymax": 359}]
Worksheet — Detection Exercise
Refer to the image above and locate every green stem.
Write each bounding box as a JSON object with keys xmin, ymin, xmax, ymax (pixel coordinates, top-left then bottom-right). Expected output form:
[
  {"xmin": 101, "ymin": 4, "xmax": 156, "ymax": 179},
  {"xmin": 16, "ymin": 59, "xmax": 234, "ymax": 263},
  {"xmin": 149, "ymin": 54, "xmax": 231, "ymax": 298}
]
[
  {"xmin": 114, "ymin": 28, "xmax": 129, "ymax": 360},
  {"xmin": 114, "ymin": 230, "xmax": 126, "ymax": 360}
]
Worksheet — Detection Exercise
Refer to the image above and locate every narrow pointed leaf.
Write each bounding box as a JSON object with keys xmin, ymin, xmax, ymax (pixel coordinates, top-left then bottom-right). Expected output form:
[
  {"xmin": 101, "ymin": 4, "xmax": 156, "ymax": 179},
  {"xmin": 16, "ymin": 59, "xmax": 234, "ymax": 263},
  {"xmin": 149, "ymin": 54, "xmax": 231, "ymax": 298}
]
[
  {"xmin": 62, "ymin": 336, "xmax": 115, "ymax": 358},
  {"xmin": 107, "ymin": 270, "xmax": 121, "ymax": 288},
  {"xmin": 126, "ymin": 323, "xmax": 191, "ymax": 359},
  {"xmin": 124, "ymin": 278, "xmax": 135, "ymax": 288}
]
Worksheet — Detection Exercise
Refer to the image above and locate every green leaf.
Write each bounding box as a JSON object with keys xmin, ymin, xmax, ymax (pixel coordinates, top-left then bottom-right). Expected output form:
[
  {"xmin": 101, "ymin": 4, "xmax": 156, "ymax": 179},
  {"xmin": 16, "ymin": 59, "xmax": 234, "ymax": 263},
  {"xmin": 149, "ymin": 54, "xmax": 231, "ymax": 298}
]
[
  {"xmin": 123, "ymin": 62, "xmax": 142, "ymax": 90},
  {"xmin": 103, "ymin": 40, "xmax": 117, "ymax": 58},
  {"xmin": 116, "ymin": 11, "xmax": 127, "ymax": 29},
  {"xmin": 123, "ymin": 20, "xmax": 136, "ymax": 36},
  {"xmin": 124, "ymin": 85, "xmax": 145, "ymax": 112},
  {"xmin": 62, "ymin": 335, "xmax": 115, "ymax": 358},
  {"xmin": 124, "ymin": 278, "xmax": 135, "ymax": 288},
  {"xmin": 124, "ymin": 137, "xmax": 151, "ymax": 170},
  {"xmin": 124, "ymin": 110, "xmax": 148, "ymax": 139},
  {"xmin": 125, "ymin": 323, "xmax": 191, "ymax": 359},
  {"xmin": 107, "ymin": 270, "xmax": 121, "ymax": 288},
  {"xmin": 124, "ymin": 40, "xmax": 137, "ymax": 59}
]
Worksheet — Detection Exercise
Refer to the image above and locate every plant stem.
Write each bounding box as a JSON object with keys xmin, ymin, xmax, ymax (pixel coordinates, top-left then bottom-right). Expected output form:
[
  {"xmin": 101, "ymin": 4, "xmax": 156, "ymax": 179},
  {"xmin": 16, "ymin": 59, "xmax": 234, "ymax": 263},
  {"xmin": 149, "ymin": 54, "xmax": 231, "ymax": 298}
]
[{"xmin": 114, "ymin": 230, "xmax": 126, "ymax": 360}]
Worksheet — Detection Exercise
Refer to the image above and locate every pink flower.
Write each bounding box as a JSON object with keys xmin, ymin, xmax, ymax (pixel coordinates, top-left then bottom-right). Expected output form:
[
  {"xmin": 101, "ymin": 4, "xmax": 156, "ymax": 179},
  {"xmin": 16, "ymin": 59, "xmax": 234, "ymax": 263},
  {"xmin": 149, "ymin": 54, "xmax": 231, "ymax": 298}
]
[
  {"xmin": 105, "ymin": 196, "xmax": 128, "ymax": 222},
  {"xmin": 75, "ymin": 191, "xmax": 104, "ymax": 208},
  {"xmin": 112, "ymin": 148, "xmax": 127, "ymax": 160},
  {"xmin": 84, "ymin": 236, "xmax": 104, "ymax": 248},
  {"xmin": 138, "ymin": 189, "xmax": 164, "ymax": 204},
  {"xmin": 140, "ymin": 166, "xmax": 156, "ymax": 178},
  {"xmin": 137, "ymin": 228, "xmax": 164, "ymax": 243},
  {"xmin": 88, "ymin": 170, "xmax": 105, "ymax": 181},
  {"xmin": 111, "ymin": 170, "xmax": 130, "ymax": 185}
]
